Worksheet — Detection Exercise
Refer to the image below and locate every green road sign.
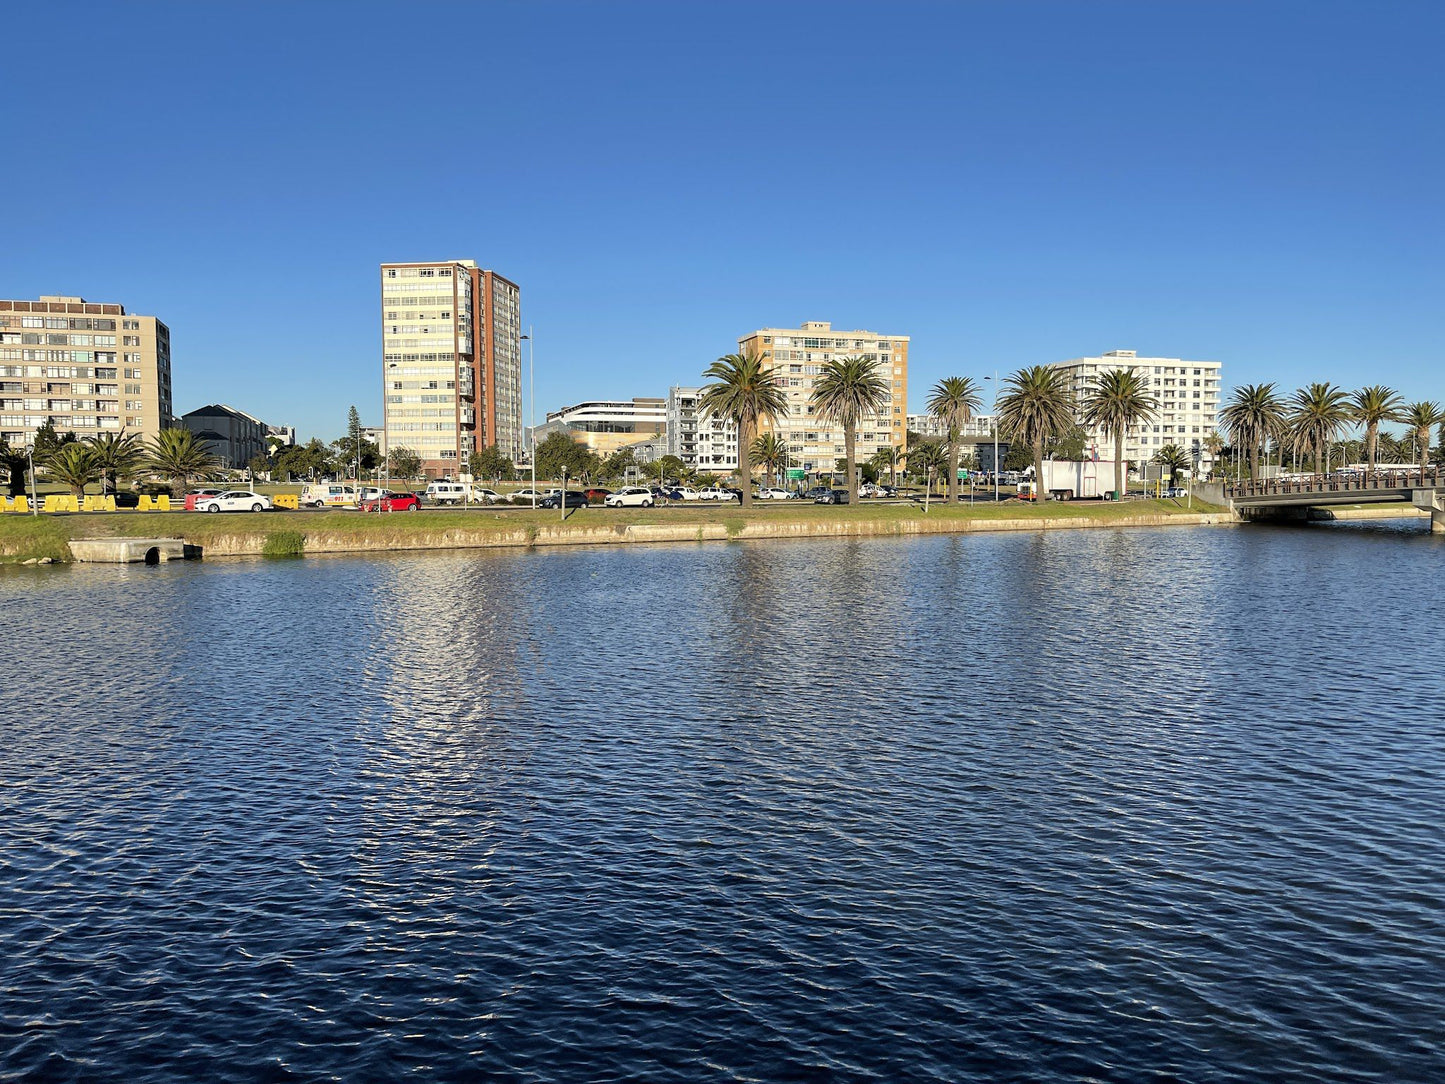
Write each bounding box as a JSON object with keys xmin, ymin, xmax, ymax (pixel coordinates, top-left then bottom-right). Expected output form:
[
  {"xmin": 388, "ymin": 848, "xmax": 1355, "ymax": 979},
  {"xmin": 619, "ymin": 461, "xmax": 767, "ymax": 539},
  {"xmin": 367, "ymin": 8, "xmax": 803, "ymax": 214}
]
[{"xmin": 786, "ymin": 468, "xmax": 805, "ymax": 480}]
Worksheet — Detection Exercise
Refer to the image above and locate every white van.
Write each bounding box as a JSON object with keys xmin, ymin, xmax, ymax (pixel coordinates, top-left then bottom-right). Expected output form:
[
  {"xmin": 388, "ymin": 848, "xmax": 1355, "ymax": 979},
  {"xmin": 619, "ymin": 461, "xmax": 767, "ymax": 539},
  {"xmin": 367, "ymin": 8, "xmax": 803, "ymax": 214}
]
[
  {"xmin": 426, "ymin": 481, "xmax": 470, "ymax": 505},
  {"xmin": 301, "ymin": 483, "xmax": 358, "ymax": 508}
]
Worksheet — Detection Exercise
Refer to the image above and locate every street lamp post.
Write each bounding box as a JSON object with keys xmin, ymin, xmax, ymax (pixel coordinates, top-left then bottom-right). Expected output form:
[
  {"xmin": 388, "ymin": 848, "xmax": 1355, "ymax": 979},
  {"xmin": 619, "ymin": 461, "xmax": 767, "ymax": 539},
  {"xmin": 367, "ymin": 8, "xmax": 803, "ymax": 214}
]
[
  {"xmin": 559, "ymin": 464, "xmax": 567, "ymax": 520},
  {"xmin": 26, "ymin": 441, "xmax": 38, "ymax": 516},
  {"xmin": 984, "ymin": 369, "xmax": 1000, "ymax": 500}
]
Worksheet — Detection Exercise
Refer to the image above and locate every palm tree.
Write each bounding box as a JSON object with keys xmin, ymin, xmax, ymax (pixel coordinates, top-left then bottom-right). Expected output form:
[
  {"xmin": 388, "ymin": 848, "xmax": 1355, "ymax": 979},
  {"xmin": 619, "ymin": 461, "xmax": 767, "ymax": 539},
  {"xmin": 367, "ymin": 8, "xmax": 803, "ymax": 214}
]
[
  {"xmin": 1153, "ymin": 443, "xmax": 1192, "ymax": 488},
  {"xmin": 810, "ymin": 356, "xmax": 890, "ymax": 506},
  {"xmin": 146, "ymin": 427, "xmax": 218, "ymax": 498},
  {"xmin": 1219, "ymin": 383, "xmax": 1287, "ymax": 480},
  {"xmin": 1289, "ymin": 382, "xmax": 1351, "ymax": 475},
  {"xmin": 46, "ymin": 443, "xmax": 101, "ymax": 498},
  {"xmin": 1351, "ymin": 385, "xmax": 1403, "ymax": 474},
  {"xmin": 926, "ymin": 376, "xmax": 984, "ymax": 503},
  {"xmin": 869, "ymin": 445, "xmax": 899, "ymax": 489},
  {"xmin": 85, "ymin": 431, "xmax": 144, "ymax": 495},
  {"xmin": 996, "ymin": 366, "xmax": 1075, "ymax": 501},
  {"xmin": 1203, "ymin": 432, "xmax": 1225, "ymax": 478},
  {"xmin": 750, "ymin": 431, "xmax": 790, "ymax": 489},
  {"xmin": 1376, "ymin": 431, "xmax": 1406, "ymax": 465},
  {"xmin": 1401, "ymin": 401, "xmax": 1443, "ymax": 477},
  {"xmin": 698, "ymin": 352, "xmax": 788, "ymax": 508},
  {"xmin": 1080, "ymin": 368, "xmax": 1157, "ymax": 498},
  {"xmin": 907, "ymin": 441, "xmax": 948, "ymax": 498}
]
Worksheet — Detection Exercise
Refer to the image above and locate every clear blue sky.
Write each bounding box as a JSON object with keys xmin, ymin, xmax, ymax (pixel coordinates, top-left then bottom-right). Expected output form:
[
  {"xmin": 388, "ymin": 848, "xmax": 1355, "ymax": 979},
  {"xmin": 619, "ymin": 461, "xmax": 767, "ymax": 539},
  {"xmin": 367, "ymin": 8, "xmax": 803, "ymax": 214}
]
[{"xmin": 4, "ymin": 1, "xmax": 1441, "ymax": 442}]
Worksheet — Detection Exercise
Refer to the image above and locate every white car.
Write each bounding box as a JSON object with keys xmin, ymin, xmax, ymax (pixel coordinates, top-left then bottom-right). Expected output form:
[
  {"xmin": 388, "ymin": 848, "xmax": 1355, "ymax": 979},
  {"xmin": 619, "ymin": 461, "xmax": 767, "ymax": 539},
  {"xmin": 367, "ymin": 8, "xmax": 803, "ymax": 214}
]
[
  {"xmin": 757, "ymin": 487, "xmax": 792, "ymax": 500},
  {"xmin": 198, "ymin": 491, "xmax": 273, "ymax": 513},
  {"xmin": 508, "ymin": 489, "xmax": 547, "ymax": 504},
  {"xmin": 605, "ymin": 486, "xmax": 655, "ymax": 507},
  {"xmin": 699, "ymin": 485, "xmax": 739, "ymax": 501},
  {"xmin": 668, "ymin": 486, "xmax": 702, "ymax": 501},
  {"xmin": 471, "ymin": 488, "xmax": 503, "ymax": 504}
]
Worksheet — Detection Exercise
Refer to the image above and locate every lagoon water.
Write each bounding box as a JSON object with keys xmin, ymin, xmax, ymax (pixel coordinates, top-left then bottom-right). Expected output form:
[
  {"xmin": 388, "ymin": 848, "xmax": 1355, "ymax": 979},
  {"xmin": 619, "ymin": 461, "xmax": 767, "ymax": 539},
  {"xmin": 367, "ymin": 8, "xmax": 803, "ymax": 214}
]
[{"xmin": 2, "ymin": 523, "xmax": 1444, "ymax": 1082}]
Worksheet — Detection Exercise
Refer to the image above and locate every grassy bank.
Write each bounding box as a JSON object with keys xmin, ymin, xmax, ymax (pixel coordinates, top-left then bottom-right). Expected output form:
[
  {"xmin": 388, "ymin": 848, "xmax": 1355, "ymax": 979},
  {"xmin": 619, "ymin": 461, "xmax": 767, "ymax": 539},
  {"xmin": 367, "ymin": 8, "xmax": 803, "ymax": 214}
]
[{"xmin": 0, "ymin": 497, "xmax": 1228, "ymax": 564}]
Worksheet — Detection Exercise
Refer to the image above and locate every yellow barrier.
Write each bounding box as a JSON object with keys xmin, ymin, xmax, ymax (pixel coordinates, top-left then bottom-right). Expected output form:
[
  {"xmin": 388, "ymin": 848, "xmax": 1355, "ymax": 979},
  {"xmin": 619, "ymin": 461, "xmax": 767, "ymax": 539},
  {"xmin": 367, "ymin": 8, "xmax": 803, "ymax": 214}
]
[
  {"xmin": 156, "ymin": 494, "xmax": 170, "ymax": 511},
  {"xmin": 273, "ymin": 494, "xmax": 299, "ymax": 510},
  {"xmin": 13, "ymin": 496, "xmax": 27, "ymax": 513},
  {"xmin": 138, "ymin": 495, "xmax": 154, "ymax": 511},
  {"xmin": 0, "ymin": 497, "xmax": 12, "ymax": 512},
  {"xmin": 44, "ymin": 495, "xmax": 79, "ymax": 513}
]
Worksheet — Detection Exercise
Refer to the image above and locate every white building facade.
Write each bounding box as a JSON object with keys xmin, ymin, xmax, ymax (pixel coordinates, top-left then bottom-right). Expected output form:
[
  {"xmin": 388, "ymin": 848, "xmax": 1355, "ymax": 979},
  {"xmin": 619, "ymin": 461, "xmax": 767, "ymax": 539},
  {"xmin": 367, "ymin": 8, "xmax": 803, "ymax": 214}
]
[
  {"xmin": 667, "ymin": 386, "xmax": 738, "ymax": 473},
  {"xmin": 1048, "ymin": 350, "xmax": 1222, "ymax": 470}
]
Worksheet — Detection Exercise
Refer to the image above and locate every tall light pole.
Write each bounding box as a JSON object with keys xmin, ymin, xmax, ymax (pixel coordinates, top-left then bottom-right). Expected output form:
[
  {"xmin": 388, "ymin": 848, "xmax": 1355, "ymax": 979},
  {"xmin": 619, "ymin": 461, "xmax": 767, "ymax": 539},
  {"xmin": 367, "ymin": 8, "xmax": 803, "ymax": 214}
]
[
  {"xmin": 521, "ymin": 327, "xmax": 536, "ymax": 509},
  {"xmin": 25, "ymin": 440, "xmax": 37, "ymax": 516},
  {"xmin": 984, "ymin": 369, "xmax": 1000, "ymax": 501}
]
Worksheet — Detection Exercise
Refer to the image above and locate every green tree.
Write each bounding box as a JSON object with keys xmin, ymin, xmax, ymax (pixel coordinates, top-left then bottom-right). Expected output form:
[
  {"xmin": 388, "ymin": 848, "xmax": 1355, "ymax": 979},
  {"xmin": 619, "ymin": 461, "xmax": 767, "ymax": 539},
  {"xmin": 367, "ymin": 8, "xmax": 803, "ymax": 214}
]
[
  {"xmin": 31, "ymin": 419, "xmax": 76, "ymax": 462},
  {"xmin": 85, "ymin": 431, "xmax": 145, "ymax": 495},
  {"xmin": 1153, "ymin": 443, "xmax": 1192, "ymax": 487},
  {"xmin": 0, "ymin": 441, "xmax": 29, "ymax": 498},
  {"xmin": 997, "ymin": 366, "xmax": 1075, "ymax": 500},
  {"xmin": 1401, "ymin": 401, "xmax": 1443, "ymax": 476},
  {"xmin": 654, "ymin": 454, "xmax": 685, "ymax": 483},
  {"xmin": 811, "ymin": 355, "xmax": 890, "ymax": 506},
  {"xmin": 46, "ymin": 443, "xmax": 101, "ymax": 498},
  {"xmin": 1045, "ymin": 423, "xmax": 1089, "ymax": 461},
  {"xmin": 869, "ymin": 445, "xmax": 900, "ymax": 488},
  {"xmin": 534, "ymin": 432, "xmax": 594, "ymax": 481},
  {"xmin": 598, "ymin": 448, "xmax": 636, "ymax": 483},
  {"xmin": 750, "ymin": 432, "xmax": 790, "ymax": 488},
  {"xmin": 389, "ymin": 445, "xmax": 422, "ymax": 481},
  {"xmin": 1220, "ymin": 383, "xmax": 1287, "ymax": 480},
  {"xmin": 146, "ymin": 428, "xmax": 218, "ymax": 497},
  {"xmin": 1351, "ymin": 385, "xmax": 1403, "ymax": 473},
  {"xmin": 1288, "ymin": 382, "xmax": 1351, "ymax": 476},
  {"xmin": 1080, "ymin": 367, "xmax": 1157, "ymax": 498},
  {"xmin": 470, "ymin": 444, "xmax": 514, "ymax": 481},
  {"xmin": 698, "ymin": 351, "xmax": 788, "ymax": 508},
  {"xmin": 907, "ymin": 440, "xmax": 948, "ymax": 492},
  {"xmin": 927, "ymin": 376, "xmax": 984, "ymax": 502},
  {"xmin": 1203, "ymin": 432, "xmax": 1225, "ymax": 477}
]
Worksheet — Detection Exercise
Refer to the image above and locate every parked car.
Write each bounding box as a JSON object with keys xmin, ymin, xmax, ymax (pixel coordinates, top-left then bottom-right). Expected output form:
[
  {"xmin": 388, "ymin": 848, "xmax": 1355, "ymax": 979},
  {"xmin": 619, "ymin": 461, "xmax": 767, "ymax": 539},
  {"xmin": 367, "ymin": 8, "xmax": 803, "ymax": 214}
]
[
  {"xmin": 301, "ymin": 483, "xmax": 358, "ymax": 508},
  {"xmin": 699, "ymin": 485, "xmax": 738, "ymax": 501},
  {"xmin": 802, "ymin": 486, "xmax": 833, "ymax": 502},
  {"xmin": 471, "ymin": 488, "xmax": 504, "ymax": 504},
  {"xmin": 667, "ymin": 486, "xmax": 701, "ymax": 501},
  {"xmin": 757, "ymin": 487, "xmax": 792, "ymax": 500},
  {"xmin": 197, "ymin": 491, "xmax": 274, "ymax": 513},
  {"xmin": 359, "ymin": 491, "xmax": 420, "ymax": 512},
  {"xmin": 508, "ymin": 488, "xmax": 547, "ymax": 504},
  {"xmin": 813, "ymin": 489, "xmax": 849, "ymax": 504},
  {"xmin": 605, "ymin": 486, "xmax": 656, "ymax": 507},
  {"xmin": 539, "ymin": 490, "xmax": 589, "ymax": 509},
  {"xmin": 584, "ymin": 488, "xmax": 612, "ymax": 501},
  {"xmin": 425, "ymin": 481, "xmax": 472, "ymax": 505}
]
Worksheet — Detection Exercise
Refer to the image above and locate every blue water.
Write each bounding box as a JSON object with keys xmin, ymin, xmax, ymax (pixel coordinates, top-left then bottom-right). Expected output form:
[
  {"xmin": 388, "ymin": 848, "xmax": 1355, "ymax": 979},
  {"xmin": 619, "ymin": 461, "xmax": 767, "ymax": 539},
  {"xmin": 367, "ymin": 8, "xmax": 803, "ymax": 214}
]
[{"xmin": 2, "ymin": 524, "xmax": 1444, "ymax": 1082}]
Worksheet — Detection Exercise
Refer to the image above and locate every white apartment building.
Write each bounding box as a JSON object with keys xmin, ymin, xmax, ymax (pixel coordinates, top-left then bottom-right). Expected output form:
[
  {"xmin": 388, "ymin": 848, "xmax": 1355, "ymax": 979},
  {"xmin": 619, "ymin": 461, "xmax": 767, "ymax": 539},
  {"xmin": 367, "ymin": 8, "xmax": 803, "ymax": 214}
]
[
  {"xmin": 906, "ymin": 412, "xmax": 997, "ymax": 442},
  {"xmin": 1048, "ymin": 350, "xmax": 1222, "ymax": 468},
  {"xmin": 532, "ymin": 398, "xmax": 666, "ymax": 457},
  {"xmin": 737, "ymin": 320, "xmax": 908, "ymax": 476},
  {"xmin": 667, "ymin": 386, "xmax": 738, "ymax": 473}
]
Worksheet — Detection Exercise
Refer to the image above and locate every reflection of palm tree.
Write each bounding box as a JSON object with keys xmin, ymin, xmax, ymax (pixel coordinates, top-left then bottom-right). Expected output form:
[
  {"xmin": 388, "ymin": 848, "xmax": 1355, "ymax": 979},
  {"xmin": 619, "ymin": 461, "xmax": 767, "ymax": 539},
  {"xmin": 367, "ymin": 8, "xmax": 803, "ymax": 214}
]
[
  {"xmin": 811, "ymin": 356, "xmax": 890, "ymax": 507},
  {"xmin": 997, "ymin": 366, "xmax": 1075, "ymax": 499},
  {"xmin": 46, "ymin": 443, "xmax": 101, "ymax": 498},
  {"xmin": 1401, "ymin": 401, "xmax": 1442, "ymax": 476},
  {"xmin": 750, "ymin": 432, "xmax": 790, "ymax": 488},
  {"xmin": 1080, "ymin": 368, "xmax": 1156, "ymax": 498},
  {"xmin": 147, "ymin": 428, "xmax": 218, "ymax": 498},
  {"xmin": 1351, "ymin": 385, "xmax": 1402, "ymax": 473},
  {"xmin": 698, "ymin": 351, "xmax": 787, "ymax": 508},
  {"xmin": 927, "ymin": 376, "xmax": 983, "ymax": 503},
  {"xmin": 1289, "ymin": 382, "xmax": 1351, "ymax": 475},
  {"xmin": 1220, "ymin": 383, "xmax": 1287, "ymax": 480},
  {"xmin": 86, "ymin": 431, "xmax": 144, "ymax": 495}
]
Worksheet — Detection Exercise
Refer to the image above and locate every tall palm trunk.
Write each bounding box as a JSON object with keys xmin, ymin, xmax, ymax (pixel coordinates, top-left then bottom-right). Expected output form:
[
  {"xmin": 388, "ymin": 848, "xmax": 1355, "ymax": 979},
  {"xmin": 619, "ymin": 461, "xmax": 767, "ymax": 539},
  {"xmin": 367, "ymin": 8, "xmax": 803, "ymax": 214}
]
[
  {"xmin": 844, "ymin": 423, "xmax": 857, "ymax": 505},
  {"xmin": 1419, "ymin": 427, "xmax": 1430, "ymax": 478},
  {"xmin": 1366, "ymin": 423, "xmax": 1378, "ymax": 474},
  {"xmin": 1033, "ymin": 439, "xmax": 1045, "ymax": 502},
  {"xmin": 1315, "ymin": 442, "xmax": 1324, "ymax": 477},
  {"xmin": 1113, "ymin": 430, "xmax": 1125, "ymax": 497},
  {"xmin": 1250, "ymin": 441, "xmax": 1260, "ymax": 481},
  {"xmin": 738, "ymin": 419, "xmax": 753, "ymax": 507},
  {"xmin": 946, "ymin": 407, "xmax": 960, "ymax": 502}
]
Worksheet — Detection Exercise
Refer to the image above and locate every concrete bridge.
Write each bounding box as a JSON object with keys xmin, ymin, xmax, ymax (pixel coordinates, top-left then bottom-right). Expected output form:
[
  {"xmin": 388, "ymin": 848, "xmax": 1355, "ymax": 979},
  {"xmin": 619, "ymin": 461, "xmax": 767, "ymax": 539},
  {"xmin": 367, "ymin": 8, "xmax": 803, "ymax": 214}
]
[{"xmin": 1226, "ymin": 468, "xmax": 1445, "ymax": 533}]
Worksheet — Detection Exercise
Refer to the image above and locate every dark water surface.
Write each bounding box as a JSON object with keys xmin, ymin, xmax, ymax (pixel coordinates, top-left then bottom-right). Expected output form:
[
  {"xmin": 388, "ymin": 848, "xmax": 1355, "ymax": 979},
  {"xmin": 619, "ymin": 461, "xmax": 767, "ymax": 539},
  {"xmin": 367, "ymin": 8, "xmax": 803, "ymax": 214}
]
[{"xmin": 3, "ymin": 525, "xmax": 1444, "ymax": 1082}]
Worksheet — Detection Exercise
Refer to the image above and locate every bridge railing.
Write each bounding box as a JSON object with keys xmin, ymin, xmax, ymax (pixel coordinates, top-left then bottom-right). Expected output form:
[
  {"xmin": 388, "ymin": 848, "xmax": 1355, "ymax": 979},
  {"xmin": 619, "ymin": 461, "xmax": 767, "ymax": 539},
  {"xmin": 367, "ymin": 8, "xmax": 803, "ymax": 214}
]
[{"xmin": 1225, "ymin": 467, "xmax": 1444, "ymax": 500}]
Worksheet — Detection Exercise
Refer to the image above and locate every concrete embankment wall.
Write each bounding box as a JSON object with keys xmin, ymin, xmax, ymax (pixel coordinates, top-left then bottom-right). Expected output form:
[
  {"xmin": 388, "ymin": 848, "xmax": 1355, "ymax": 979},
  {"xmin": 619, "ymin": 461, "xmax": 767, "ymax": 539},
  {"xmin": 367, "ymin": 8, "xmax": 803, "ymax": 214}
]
[{"xmin": 192, "ymin": 511, "xmax": 1235, "ymax": 559}]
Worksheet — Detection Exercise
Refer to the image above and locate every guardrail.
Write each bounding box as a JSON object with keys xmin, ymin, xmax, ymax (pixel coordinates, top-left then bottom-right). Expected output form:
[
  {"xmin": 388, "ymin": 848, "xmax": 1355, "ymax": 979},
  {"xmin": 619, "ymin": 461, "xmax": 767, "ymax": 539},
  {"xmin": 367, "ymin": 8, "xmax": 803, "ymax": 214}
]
[{"xmin": 1226, "ymin": 468, "xmax": 1444, "ymax": 500}]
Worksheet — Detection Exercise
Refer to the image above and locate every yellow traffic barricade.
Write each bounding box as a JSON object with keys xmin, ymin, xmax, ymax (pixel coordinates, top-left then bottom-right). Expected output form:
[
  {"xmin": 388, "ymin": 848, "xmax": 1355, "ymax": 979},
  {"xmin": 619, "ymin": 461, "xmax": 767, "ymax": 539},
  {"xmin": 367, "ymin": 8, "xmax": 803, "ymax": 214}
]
[
  {"xmin": 0, "ymin": 497, "xmax": 12, "ymax": 513},
  {"xmin": 156, "ymin": 494, "xmax": 171, "ymax": 511},
  {"xmin": 273, "ymin": 494, "xmax": 299, "ymax": 510},
  {"xmin": 13, "ymin": 496, "xmax": 28, "ymax": 513}
]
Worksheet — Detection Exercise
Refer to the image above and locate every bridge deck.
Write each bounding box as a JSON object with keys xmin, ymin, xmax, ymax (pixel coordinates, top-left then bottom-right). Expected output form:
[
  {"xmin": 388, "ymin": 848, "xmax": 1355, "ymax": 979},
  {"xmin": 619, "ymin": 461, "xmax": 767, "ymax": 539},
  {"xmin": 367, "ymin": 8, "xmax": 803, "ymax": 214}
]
[{"xmin": 1227, "ymin": 469, "xmax": 1444, "ymax": 508}]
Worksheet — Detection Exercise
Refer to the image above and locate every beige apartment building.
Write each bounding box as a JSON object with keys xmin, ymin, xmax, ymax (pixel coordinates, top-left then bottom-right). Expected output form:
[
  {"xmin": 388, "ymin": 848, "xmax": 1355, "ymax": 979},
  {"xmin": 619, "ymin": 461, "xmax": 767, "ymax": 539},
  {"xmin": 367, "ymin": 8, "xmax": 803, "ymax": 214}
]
[
  {"xmin": 0, "ymin": 295, "xmax": 173, "ymax": 449},
  {"xmin": 1048, "ymin": 349, "xmax": 1223, "ymax": 470},
  {"xmin": 380, "ymin": 260, "xmax": 522, "ymax": 477},
  {"xmin": 737, "ymin": 320, "xmax": 908, "ymax": 477}
]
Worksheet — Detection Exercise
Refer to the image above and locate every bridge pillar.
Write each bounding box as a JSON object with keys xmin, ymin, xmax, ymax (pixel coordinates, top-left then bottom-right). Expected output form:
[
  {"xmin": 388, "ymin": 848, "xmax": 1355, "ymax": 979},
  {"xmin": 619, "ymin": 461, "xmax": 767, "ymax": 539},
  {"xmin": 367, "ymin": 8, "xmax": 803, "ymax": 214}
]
[{"xmin": 1410, "ymin": 490, "xmax": 1445, "ymax": 534}]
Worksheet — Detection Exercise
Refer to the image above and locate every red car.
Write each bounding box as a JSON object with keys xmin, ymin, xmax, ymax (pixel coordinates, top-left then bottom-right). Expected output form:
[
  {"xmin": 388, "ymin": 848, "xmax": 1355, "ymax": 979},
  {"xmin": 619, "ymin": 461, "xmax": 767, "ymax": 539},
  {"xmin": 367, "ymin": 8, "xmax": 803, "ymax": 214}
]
[
  {"xmin": 584, "ymin": 487, "xmax": 612, "ymax": 501},
  {"xmin": 359, "ymin": 491, "xmax": 420, "ymax": 512}
]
